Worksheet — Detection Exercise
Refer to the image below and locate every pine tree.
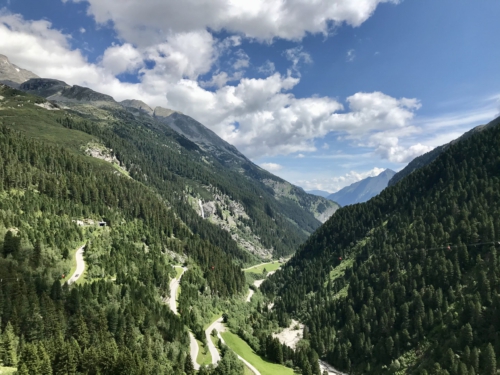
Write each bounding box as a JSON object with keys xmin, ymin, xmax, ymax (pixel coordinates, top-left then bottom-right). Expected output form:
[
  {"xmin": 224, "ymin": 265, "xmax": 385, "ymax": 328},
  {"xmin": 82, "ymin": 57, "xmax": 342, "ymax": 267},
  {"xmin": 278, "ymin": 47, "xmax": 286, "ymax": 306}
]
[
  {"xmin": 2, "ymin": 322, "xmax": 18, "ymax": 366},
  {"xmin": 481, "ymin": 343, "xmax": 496, "ymax": 375},
  {"xmin": 185, "ymin": 353, "xmax": 195, "ymax": 375}
]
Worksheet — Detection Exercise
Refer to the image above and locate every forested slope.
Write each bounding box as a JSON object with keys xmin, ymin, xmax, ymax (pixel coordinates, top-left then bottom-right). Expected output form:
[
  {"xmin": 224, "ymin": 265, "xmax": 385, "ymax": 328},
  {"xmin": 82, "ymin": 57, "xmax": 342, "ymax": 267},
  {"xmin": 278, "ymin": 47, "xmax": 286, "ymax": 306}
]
[
  {"xmin": 0, "ymin": 111, "xmax": 245, "ymax": 372},
  {"xmin": 1, "ymin": 78, "xmax": 337, "ymax": 259},
  {"xmin": 263, "ymin": 120, "xmax": 500, "ymax": 374}
]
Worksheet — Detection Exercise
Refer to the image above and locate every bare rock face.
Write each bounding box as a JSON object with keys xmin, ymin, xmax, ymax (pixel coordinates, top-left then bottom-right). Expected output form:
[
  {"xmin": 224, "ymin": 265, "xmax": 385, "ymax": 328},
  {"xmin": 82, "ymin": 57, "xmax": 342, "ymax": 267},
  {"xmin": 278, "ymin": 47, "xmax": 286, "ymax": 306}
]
[
  {"xmin": 121, "ymin": 99, "xmax": 154, "ymax": 116},
  {"xmin": 154, "ymin": 106, "xmax": 178, "ymax": 118},
  {"xmin": 0, "ymin": 54, "xmax": 39, "ymax": 84}
]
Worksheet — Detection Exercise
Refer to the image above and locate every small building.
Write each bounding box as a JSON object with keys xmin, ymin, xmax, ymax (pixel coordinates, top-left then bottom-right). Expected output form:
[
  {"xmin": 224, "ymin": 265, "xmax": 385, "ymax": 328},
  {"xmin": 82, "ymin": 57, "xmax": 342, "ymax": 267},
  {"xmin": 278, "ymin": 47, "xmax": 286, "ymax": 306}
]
[{"xmin": 98, "ymin": 221, "xmax": 107, "ymax": 227}]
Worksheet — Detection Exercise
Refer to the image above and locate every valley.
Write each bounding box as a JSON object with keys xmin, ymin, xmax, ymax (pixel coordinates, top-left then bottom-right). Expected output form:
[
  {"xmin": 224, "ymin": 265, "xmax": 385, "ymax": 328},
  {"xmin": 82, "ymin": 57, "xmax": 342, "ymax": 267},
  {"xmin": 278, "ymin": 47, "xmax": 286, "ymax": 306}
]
[{"xmin": 1, "ymin": 45, "xmax": 499, "ymax": 375}]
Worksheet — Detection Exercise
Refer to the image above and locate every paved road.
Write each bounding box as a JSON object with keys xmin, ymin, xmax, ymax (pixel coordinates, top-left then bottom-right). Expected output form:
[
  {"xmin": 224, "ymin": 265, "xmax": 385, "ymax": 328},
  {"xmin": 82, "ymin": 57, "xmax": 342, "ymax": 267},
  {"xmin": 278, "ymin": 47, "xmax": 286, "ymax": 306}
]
[
  {"xmin": 67, "ymin": 245, "xmax": 85, "ymax": 284},
  {"xmin": 168, "ymin": 266, "xmax": 200, "ymax": 370},
  {"xmin": 205, "ymin": 317, "xmax": 223, "ymax": 364},
  {"xmin": 189, "ymin": 332, "xmax": 200, "ymax": 370}
]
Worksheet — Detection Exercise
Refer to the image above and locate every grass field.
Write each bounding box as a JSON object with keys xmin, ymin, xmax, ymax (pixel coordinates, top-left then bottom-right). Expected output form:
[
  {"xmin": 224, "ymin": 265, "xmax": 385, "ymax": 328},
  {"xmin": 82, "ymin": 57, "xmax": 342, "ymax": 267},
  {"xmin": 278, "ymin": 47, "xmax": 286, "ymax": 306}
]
[
  {"xmin": 244, "ymin": 262, "xmax": 282, "ymax": 274},
  {"xmin": 196, "ymin": 339, "xmax": 212, "ymax": 366},
  {"xmin": 0, "ymin": 367, "xmax": 17, "ymax": 375},
  {"xmin": 174, "ymin": 266, "xmax": 184, "ymax": 279},
  {"xmin": 221, "ymin": 331, "xmax": 294, "ymax": 375}
]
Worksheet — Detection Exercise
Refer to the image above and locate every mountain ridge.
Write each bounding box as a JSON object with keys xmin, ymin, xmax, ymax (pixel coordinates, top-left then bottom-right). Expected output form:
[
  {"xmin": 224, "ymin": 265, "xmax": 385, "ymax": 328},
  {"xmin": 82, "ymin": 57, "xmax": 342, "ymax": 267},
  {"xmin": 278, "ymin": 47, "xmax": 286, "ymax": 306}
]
[
  {"xmin": 327, "ymin": 168, "xmax": 395, "ymax": 206},
  {"xmin": 389, "ymin": 114, "xmax": 500, "ymax": 186}
]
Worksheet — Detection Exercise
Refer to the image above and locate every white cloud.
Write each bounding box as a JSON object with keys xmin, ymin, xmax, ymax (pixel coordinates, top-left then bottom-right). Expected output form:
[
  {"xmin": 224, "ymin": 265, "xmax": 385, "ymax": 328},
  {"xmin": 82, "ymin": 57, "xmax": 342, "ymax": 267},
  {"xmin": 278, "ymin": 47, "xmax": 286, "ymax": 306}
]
[
  {"xmin": 346, "ymin": 49, "xmax": 355, "ymax": 62},
  {"xmin": 297, "ymin": 153, "xmax": 305, "ymax": 158},
  {"xmin": 284, "ymin": 46, "xmax": 312, "ymax": 72},
  {"xmin": 261, "ymin": 162, "xmax": 283, "ymax": 172},
  {"xmin": 72, "ymin": 0, "xmax": 399, "ymax": 45},
  {"xmin": 79, "ymin": 27, "xmax": 86, "ymax": 33},
  {"xmin": 298, "ymin": 167, "xmax": 386, "ymax": 192},
  {"xmin": 0, "ymin": 10, "xmax": 422, "ymax": 161},
  {"xmin": 101, "ymin": 43, "xmax": 143, "ymax": 75},
  {"xmin": 258, "ymin": 60, "xmax": 275, "ymax": 75},
  {"xmin": 233, "ymin": 49, "xmax": 250, "ymax": 70}
]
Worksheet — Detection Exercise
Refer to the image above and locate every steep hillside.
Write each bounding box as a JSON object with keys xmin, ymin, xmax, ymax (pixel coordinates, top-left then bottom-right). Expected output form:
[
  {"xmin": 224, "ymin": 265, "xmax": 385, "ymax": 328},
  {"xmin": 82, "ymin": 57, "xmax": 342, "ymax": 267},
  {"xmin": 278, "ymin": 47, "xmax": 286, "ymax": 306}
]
[
  {"xmin": 389, "ymin": 114, "xmax": 500, "ymax": 186},
  {"xmin": 0, "ymin": 82, "xmax": 336, "ymax": 259},
  {"xmin": 263, "ymin": 121, "xmax": 500, "ymax": 374},
  {"xmin": 0, "ymin": 123, "xmax": 234, "ymax": 373},
  {"xmin": 327, "ymin": 169, "xmax": 395, "ymax": 206}
]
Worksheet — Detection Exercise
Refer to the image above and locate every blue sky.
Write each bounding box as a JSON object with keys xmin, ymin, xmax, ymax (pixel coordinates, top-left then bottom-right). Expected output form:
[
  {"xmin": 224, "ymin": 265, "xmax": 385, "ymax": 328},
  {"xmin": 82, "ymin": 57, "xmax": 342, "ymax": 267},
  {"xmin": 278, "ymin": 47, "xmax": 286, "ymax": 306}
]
[{"xmin": 1, "ymin": 0, "xmax": 499, "ymax": 192}]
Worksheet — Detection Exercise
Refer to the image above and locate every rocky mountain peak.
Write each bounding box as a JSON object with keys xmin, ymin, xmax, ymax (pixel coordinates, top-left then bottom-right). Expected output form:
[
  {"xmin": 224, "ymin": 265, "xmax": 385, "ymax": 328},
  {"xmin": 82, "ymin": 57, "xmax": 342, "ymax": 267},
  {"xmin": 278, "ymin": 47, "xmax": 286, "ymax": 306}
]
[
  {"xmin": 0, "ymin": 54, "xmax": 39, "ymax": 85},
  {"xmin": 121, "ymin": 99, "xmax": 154, "ymax": 116}
]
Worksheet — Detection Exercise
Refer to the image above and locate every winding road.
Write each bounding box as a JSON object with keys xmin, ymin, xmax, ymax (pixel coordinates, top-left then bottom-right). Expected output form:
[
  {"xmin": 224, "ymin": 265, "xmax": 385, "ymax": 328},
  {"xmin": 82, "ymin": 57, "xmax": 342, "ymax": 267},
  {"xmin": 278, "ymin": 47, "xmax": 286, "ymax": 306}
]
[
  {"xmin": 67, "ymin": 244, "xmax": 86, "ymax": 284},
  {"xmin": 168, "ymin": 266, "xmax": 200, "ymax": 370},
  {"xmin": 205, "ymin": 318, "xmax": 222, "ymax": 364}
]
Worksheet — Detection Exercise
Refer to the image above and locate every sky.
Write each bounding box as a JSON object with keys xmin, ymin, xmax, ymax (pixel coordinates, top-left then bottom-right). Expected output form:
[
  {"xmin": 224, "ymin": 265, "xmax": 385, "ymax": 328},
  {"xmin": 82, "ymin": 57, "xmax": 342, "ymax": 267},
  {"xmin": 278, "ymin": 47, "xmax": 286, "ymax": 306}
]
[{"xmin": 1, "ymin": 0, "xmax": 499, "ymax": 193}]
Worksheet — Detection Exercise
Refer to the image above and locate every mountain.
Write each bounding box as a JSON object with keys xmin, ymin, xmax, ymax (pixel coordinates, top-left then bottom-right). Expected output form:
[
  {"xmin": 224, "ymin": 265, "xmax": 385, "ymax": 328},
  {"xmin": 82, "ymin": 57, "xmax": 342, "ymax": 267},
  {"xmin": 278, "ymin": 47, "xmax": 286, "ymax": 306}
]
[
  {"xmin": 263, "ymin": 119, "xmax": 500, "ymax": 374},
  {"xmin": 306, "ymin": 190, "xmax": 332, "ymax": 198},
  {"xmin": 0, "ymin": 58, "xmax": 338, "ymax": 260},
  {"xmin": 389, "ymin": 114, "xmax": 500, "ymax": 186},
  {"xmin": 326, "ymin": 169, "xmax": 395, "ymax": 206},
  {"xmin": 20, "ymin": 78, "xmax": 116, "ymax": 103},
  {"xmin": 120, "ymin": 99, "xmax": 154, "ymax": 116},
  {"xmin": 0, "ymin": 54, "xmax": 39, "ymax": 87}
]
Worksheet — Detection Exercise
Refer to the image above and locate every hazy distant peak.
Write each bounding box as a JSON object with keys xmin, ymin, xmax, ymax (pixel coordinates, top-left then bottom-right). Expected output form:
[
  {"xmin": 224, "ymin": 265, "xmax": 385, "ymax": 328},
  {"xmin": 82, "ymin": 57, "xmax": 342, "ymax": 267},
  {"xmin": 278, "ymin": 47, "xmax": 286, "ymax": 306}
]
[
  {"xmin": 327, "ymin": 168, "xmax": 396, "ymax": 206},
  {"xmin": 0, "ymin": 54, "xmax": 39, "ymax": 84}
]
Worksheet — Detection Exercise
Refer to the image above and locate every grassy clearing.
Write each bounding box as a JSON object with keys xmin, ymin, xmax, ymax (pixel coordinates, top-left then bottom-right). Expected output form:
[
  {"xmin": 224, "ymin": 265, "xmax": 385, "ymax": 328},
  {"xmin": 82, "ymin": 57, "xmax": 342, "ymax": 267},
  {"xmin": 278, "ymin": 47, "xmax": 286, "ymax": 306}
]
[
  {"xmin": 221, "ymin": 331, "xmax": 294, "ymax": 375},
  {"xmin": 244, "ymin": 262, "xmax": 282, "ymax": 274},
  {"xmin": 174, "ymin": 266, "xmax": 184, "ymax": 279},
  {"xmin": 243, "ymin": 365, "xmax": 254, "ymax": 375},
  {"xmin": 196, "ymin": 339, "xmax": 212, "ymax": 366},
  {"xmin": 0, "ymin": 367, "xmax": 17, "ymax": 375}
]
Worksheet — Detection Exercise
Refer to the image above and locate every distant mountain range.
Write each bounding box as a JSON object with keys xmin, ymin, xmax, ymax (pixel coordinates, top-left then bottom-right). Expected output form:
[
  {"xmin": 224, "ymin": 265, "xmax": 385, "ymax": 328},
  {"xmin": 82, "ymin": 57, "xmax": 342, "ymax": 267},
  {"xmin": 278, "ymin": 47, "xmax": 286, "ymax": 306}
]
[{"xmin": 326, "ymin": 169, "xmax": 396, "ymax": 206}]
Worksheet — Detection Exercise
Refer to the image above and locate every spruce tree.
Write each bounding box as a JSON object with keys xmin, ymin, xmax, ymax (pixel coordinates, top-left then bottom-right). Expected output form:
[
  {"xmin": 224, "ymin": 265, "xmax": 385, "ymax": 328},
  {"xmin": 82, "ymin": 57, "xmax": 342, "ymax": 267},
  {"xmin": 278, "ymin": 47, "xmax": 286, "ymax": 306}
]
[{"xmin": 481, "ymin": 343, "xmax": 496, "ymax": 375}]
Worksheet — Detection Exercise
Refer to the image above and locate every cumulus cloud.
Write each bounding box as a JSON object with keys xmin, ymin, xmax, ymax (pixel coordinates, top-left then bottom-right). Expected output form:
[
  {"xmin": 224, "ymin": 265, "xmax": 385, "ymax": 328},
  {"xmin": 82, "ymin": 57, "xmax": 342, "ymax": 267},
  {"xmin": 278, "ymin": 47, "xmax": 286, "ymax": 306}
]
[
  {"xmin": 260, "ymin": 162, "xmax": 283, "ymax": 172},
  {"xmin": 0, "ymin": 7, "xmax": 424, "ymax": 162},
  {"xmin": 101, "ymin": 43, "xmax": 143, "ymax": 75},
  {"xmin": 72, "ymin": 0, "xmax": 399, "ymax": 45},
  {"xmin": 298, "ymin": 167, "xmax": 386, "ymax": 192}
]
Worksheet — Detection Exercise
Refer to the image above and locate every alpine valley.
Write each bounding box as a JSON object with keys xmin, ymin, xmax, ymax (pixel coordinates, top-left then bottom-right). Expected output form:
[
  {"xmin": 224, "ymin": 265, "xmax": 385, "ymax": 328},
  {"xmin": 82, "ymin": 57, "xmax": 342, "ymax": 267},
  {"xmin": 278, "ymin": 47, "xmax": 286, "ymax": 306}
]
[{"xmin": 0, "ymin": 48, "xmax": 499, "ymax": 375}]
